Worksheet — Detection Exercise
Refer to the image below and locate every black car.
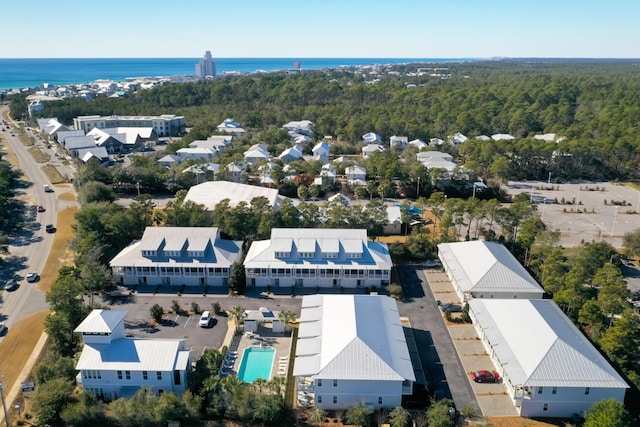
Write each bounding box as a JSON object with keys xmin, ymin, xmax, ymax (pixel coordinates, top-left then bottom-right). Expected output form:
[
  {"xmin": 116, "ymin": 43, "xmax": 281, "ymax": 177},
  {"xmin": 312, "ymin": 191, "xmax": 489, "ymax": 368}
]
[
  {"xmin": 440, "ymin": 303, "xmax": 463, "ymax": 313},
  {"xmin": 45, "ymin": 224, "xmax": 55, "ymax": 233},
  {"xmin": 4, "ymin": 279, "xmax": 17, "ymax": 291}
]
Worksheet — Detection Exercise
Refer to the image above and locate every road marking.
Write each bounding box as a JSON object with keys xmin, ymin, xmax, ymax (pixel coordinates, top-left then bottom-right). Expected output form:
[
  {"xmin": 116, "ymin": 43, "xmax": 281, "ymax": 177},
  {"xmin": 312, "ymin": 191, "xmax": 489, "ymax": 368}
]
[
  {"xmin": 173, "ymin": 314, "xmax": 179, "ymax": 327},
  {"xmin": 183, "ymin": 315, "xmax": 191, "ymax": 328}
]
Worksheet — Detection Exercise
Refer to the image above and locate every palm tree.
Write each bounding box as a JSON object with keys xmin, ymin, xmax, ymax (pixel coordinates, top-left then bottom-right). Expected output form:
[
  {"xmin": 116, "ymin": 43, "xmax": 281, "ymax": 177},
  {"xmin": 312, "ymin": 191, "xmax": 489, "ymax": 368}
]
[
  {"xmin": 278, "ymin": 310, "xmax": 297, "ymax": 333},
  {"xmin": 228, "ymin": 305, "xmax": 247, "ymax": 331}
]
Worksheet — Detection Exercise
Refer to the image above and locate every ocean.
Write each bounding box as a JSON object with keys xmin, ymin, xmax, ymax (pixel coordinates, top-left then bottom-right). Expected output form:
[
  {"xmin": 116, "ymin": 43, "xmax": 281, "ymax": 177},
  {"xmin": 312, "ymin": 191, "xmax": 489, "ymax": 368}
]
[{"xmin": 0, "ymin": 57, "xmax": 472, "ymax": 90}]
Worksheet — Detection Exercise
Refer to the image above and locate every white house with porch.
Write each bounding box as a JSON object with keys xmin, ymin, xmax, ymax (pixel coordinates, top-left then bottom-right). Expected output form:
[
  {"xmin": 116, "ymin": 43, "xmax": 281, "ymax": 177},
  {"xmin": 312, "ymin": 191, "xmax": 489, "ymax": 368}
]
[
  {"xmin": 110, "ymin": 227, "xmax": 242, "ymax": 287},
  {"xmin": 293, "ymin": 295, "xmax": 415, "ymax": 410},
  {"xmin": 75, "ymin": 309, "xmax": 191, "ymax": 401},
  {"xmin": 244, "ymin": 228, "xmax": 391, "ymax": 288}
]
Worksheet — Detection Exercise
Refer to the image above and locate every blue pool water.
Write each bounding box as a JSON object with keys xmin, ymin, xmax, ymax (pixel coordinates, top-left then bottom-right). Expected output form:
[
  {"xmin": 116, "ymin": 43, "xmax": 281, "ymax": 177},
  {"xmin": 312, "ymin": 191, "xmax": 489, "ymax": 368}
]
[{"xmin": 237, "ymin": 347, "xmax": 275, "ymax": 383}]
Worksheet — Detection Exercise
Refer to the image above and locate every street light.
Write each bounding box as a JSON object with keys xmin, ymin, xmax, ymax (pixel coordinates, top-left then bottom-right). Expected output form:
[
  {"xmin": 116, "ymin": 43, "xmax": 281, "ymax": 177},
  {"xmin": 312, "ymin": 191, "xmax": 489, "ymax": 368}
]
[{"xmin": 14, "ymin": 404, "xmax": 20, "ymax": 419}]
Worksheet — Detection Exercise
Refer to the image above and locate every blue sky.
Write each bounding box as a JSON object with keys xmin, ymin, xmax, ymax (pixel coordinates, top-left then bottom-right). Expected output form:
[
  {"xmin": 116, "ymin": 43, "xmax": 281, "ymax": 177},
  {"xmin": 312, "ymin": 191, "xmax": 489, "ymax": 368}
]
[{"xmin": 3, "ymin": 0, "xmax": 639, "ymax": 58}]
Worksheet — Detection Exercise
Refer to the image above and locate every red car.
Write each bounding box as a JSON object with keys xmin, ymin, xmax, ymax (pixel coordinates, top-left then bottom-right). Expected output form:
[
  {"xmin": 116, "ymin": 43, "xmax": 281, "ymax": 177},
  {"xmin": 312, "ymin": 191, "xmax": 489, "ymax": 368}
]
[
  {"xmin": 36, "ymin": 205, "xmax": 45, "ymax": 212},
  {"xmin": 471, "ymin": 370, "xmax": 500, "ymax": 383}
]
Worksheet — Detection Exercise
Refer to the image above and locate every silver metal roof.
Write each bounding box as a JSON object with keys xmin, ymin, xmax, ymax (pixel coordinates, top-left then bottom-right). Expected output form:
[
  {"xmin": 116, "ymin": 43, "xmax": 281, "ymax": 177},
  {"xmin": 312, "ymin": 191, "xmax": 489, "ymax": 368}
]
[
  {"xmin": 438, "ymin": 241, "xmax": 544, "ymax": 295},
  {"xmin": 74, "ymin": 309, "xmax": 126, "ymax": 334},
  {"xmin": 293, "ymin": 295, "xmax": 415, "ymax": 382},
  {"xmin": 469, "ymin": 299, "xmax": 628, "ymax": 389}
]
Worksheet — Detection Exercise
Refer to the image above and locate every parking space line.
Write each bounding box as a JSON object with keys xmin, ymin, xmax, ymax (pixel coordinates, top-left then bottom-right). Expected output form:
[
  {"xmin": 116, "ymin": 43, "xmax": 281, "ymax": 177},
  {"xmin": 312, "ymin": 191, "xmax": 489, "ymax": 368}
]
[{"xmin": 183, "ymin": 315, "xmax": 191, "ymax": 328}]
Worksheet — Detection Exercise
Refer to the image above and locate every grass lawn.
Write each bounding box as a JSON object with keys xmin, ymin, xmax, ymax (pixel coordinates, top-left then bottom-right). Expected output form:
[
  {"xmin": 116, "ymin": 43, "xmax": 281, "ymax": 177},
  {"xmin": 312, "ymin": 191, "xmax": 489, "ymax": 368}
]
[
  {"xmin": 27, "ymin": 146, "xmax": 50, "ymax": 163},
  {"xmin": 41, "ymin": 164, "xmax": 66, "ymax": 184}
]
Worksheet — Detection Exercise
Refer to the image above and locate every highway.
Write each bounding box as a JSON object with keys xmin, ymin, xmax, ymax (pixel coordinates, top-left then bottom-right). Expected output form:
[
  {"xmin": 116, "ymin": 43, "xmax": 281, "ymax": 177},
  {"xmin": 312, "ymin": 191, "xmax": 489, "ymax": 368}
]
[{"xmin": 0, "ymin": 105, "xmax": 69, "ymax": 332}]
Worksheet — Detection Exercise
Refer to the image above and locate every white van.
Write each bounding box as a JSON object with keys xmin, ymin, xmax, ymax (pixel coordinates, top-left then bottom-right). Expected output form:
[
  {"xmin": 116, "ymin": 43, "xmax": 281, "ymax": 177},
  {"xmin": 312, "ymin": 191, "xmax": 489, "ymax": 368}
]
[
  {"xmin": 44, "ymin": 184, "xmax": 53, "ymax": 192},
  {"xmin": 199, "ymin": 311, "xmax": 213, "ymax": 328}
]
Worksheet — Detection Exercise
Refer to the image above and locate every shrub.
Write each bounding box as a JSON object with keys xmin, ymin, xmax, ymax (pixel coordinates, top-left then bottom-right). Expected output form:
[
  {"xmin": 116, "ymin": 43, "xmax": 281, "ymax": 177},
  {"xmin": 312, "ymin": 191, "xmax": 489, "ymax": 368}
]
[{"xmin": 150, "ymin": 304, "xmax": 164, "ymax": 323}]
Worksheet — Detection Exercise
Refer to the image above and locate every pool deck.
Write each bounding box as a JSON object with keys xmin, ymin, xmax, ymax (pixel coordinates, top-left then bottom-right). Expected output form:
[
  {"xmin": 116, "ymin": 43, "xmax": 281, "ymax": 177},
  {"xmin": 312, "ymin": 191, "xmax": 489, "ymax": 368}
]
[{"xmin": 220, "ymin": 322, "xmax": 293, "ymax": 381}]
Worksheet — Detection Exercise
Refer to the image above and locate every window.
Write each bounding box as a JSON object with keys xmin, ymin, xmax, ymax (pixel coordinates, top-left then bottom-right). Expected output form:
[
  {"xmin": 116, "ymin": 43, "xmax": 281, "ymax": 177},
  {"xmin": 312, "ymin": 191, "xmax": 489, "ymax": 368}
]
[
  {"xmin": 157, "ymin": 371, "xmax": 162, "ymax": 380},
  {"xmin": 125, "ymin": 371, "xmax": 131, "ymax": 380},
  {"xmin": 317, "ymin": 395, "xmax": 322, "ymax": 404},
  {"xmin": 317, "ymin": 379, "xmax": 322, "ymax": 387},
  {"xmin": 378, "ymin": 397, "xmax": 383, "ymax": 405},
  {"xmin": 543, "ymin": 404, "xmax": 548, "ymax": 411},
  {"xmin": 537, "ymin": 387, "xmax": 543, "ymax": 394},
  {"xmin": 333, "ymin": 396, "xmax": 337, "ymax": 404},
  {"xmin": 585, "ymin": 387, "xmax": 590, "ymax": 395},
  {"xmin": 117, "ymin": 371, "xmax": 123, "ymax": 380},
  {"xmin": 333, "ymin": 379, "xmax": 338, "ymax": 387},
  {"xmin": 143, "ymin": 371, "xmax": 148, "ymax": 380},
  {"xmin": 552, "ymin": 387, "xmax": 557, "ymax": 395}
]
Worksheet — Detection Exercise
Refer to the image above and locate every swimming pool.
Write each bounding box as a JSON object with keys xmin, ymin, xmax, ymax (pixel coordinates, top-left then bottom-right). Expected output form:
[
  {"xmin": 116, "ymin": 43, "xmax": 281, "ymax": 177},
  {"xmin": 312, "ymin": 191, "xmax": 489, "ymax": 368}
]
[{"xmin": 237, "ymin": 347, "xmax": 275, "ymax": 383}]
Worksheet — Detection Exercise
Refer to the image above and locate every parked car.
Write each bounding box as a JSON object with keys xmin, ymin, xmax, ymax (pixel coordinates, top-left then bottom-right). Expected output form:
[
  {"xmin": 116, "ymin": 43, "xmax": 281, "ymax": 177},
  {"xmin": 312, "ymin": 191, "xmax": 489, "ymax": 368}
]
[
  {"xmin": 45, "ymin": 224, "xmax": 55, "ymax": 233},
  {"xmin": 26, "ymin": 272, "xmax": 39, "ymax": 283},
  {"xmin": 440, "ymin": 303, "xmax": 463, "ymax": 313},
  {"xmin": 471, "ymin": 370, "xmax": 500, "ymax": 383},
  {"xmin": 36, "ymin": 205, "xmax": 45, "ymax": 212},
  {"xmin": 199, "ymin": 311, "xmax": 213, "ymax": 328},
  {"xmin": 421, "ymin": 259, "xmax": 442, "ymax": 268},
  {"xmin": 3, "ymin": 279, "xmax": 17, "ymax": 291},
  {"xmin": 0, "ymin": 323, "xmax": 5, "ymax": 335}
]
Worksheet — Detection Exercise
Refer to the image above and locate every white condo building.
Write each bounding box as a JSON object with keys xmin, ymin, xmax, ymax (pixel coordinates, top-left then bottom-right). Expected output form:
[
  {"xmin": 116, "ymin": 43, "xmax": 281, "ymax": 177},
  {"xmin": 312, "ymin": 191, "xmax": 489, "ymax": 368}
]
[
  {"xmin": 437, "ymin": 240, "xmax": 545, "ymax": 301},
  {"xmin": 75, "ymin": 309, "xmax": 191, "ymax": 401},
  {"xmin": 195, "ymin": 50, "xmax": 217, "ymax": 78},
  {"xmin": 244, "ymin": 229, "xmax": 392, "ymax": 288},
  {"xmin": 110, "ymin": 227, "xmax": 242, "ymax": 287},
  {"xmin": 293, "ymin": 295, "xmax": 415, "ymax": 409},
  {"xmin": 468, "ymin": 299, "xmax": 628, "ymax": 418},
  {"xmin": 73, "ymin": 114, "xmax": 184, "ymax": 136}
]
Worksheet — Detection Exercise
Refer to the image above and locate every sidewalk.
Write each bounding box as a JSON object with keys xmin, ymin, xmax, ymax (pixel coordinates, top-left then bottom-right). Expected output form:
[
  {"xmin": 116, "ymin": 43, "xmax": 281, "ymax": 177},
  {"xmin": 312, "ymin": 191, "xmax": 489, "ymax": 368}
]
[{"xmin": 0, "ymin": 331, "xmax": 49, "ymax": 425}]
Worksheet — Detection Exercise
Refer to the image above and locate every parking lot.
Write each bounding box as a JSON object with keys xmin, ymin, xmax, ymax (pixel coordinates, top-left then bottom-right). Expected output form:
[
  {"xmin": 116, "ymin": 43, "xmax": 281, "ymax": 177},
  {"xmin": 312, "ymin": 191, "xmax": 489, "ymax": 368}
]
[
  {"xmin": 101, "ymin": 289, "xmax": 303, "ymax": 360},
  {"xmin": 505, "ymin": 180, "xmax": 640, "ymax": 248},
  {"xmin": 425, "ymin": 269, "xmax": 518, "ymax": 416}
]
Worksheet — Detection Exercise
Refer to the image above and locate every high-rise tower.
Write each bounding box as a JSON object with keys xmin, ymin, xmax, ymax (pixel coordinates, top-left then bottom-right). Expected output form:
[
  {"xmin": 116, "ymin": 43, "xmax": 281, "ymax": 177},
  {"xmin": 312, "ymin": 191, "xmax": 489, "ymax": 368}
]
[{"xmin": 195, "ymin": 51, "xmax": 217, "ymax": 78}]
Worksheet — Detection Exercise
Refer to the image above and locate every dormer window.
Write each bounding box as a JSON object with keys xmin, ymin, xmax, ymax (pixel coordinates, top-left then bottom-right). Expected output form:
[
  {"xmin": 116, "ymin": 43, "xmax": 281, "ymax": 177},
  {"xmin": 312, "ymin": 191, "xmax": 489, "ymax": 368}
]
[
  {"xmin": 346, "ymin": 252, "xmax": 362, "ymax": 260},
  {"xmin": 187, "ymin": 251, "xmax": 204, "ymax": 258},
  {"xmin": 275, "ymin": 251, "xmax": 290, "ymax": 258},
  {"xmin": 165, "ymin": 250, "xmax": 181, "ymax": 257},
  {"xmin": 142, "ymin": 250, "xmax": 157, "ymax": 257},
  {"xmin": 299, "ymin": 252, "xmax": 314, "ymax": 259},
  {"xmin": 322, "ymin": 252, "xmax": 338, "ymax": 259}
]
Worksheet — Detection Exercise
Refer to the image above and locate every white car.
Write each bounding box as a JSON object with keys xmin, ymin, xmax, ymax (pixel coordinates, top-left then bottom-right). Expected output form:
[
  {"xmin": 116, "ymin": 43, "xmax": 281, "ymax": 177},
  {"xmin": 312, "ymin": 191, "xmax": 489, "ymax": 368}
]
[{"xmin": 198, "ymin": 311, "xmax": 213, "ymax": 328}]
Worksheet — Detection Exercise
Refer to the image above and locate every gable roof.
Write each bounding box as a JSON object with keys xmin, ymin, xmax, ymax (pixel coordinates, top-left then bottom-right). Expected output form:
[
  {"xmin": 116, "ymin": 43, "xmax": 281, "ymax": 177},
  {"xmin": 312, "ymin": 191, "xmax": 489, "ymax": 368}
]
[
  {"xmin": 469, "ymin": 299, "xmax": 628, "ymax": 389},
  {"xmin": 293, "ymin": 295, "xmax": 415, "ymax": 382},
  {"xmin": 76, "ymin": 338, "xmax": 190, "ymax": 372},
  {"xmin": 438, "ymin": 241, "xmax": 543, "ymax": 295},
  {"xmin": 75, "ymin": 309, "xmax": 126, "ymax": 334},
  {"xmin": 184, "ymin": 181, "xmax": 280, "ymax": 210}
]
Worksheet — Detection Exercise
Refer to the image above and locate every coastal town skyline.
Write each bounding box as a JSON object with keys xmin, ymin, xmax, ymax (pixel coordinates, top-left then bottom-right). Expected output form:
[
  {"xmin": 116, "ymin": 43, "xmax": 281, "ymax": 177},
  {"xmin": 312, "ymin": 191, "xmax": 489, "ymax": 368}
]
[{"xmin": 3, "ymin": 0, "xmax": 640, "ymax": 59}]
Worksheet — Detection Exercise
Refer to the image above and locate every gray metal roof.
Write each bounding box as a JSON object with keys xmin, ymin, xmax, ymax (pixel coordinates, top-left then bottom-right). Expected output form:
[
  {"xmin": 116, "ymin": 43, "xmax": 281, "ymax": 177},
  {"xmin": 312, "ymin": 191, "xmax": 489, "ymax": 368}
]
[
  {"xmin": 469, "ymin": 299, "xmax": 628, "ymax": 389},
  {"xmin": 293, "ymin": 295, "xmax": 415, "ymax": 382}
]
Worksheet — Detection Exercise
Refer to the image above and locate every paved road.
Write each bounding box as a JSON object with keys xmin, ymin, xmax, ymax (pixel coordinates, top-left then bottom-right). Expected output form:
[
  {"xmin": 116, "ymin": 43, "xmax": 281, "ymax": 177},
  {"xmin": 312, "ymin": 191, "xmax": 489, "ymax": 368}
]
[
  {"xmin": 396, "ymin": 265, "xmax": 479, "ymax": 412},
  {"xmin": 0, "ymin": 106, "xmax": 66, "ymax": 331}
]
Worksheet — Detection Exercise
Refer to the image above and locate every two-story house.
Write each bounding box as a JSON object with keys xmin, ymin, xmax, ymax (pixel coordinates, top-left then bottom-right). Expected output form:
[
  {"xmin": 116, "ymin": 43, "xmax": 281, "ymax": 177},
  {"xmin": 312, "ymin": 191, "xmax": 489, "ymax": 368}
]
[
  {"xmin": 110, "ymin": 227, "xmax": 242, "ymax": 287},
  {"xmin": 75, "ymin": 309, "xmax": 191, "ymax": 401},
  {"xmin": 244, "ymin": 228, "xmax": 391, "ymax": 288}
]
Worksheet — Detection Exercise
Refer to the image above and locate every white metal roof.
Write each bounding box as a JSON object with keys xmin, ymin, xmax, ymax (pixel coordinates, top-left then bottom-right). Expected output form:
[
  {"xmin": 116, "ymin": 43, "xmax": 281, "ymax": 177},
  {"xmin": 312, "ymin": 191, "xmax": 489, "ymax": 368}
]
[
  {"xmin": 438, "ymin": 241, "xmax": 544, "ymax": 295},
  {"xmin": 75, "ymin": 309, "xmax": 126, "ymax": 334},
  {"xmin": 76, "ymin": 338, "xmax": 188, "ymax": 372},
  {"xmin": 244, "ymin": 229, "xmax": 391, "ymax": 270},
  {"xmin": 293, "ymin": 295, "xmax": 415, "ymax": 382},
  {"xmin": 469, "ymin": 299, "xmax": 628, "ymax": 389},
  {"xmin": 110, "ymin": 227, "xmax": 241, "ymax": 269},
  {"xmin": 183, "ymin": 181, "xmax": 280, "ymax": 210}
]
